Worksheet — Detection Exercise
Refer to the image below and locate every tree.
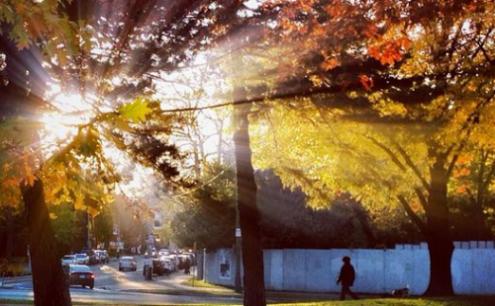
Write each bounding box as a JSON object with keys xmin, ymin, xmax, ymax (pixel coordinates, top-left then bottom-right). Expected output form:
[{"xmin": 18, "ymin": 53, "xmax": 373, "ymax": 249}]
[
  {"xmin": 250, "ymin": 91, "xmax": 495, "ymax": 295},
  {"xmin": 257, "ymin": 170, "xmax": 383, "ymax": 249},
  {"xmin": 450, "ymin": 148, "xmax": 495, "ymax": 240},
  {"xmin": 242, "ymin": 0, "xmax": 495, "ymax": 297},
  {"xmin": 233, "ymin": 102, "xmax": 266, "ymax": 305},
  {"xmin": 93, "ymin": 204, "xmax": 113, "ymax": 249},
  {"xmin": 170, "ymin": 162, "xmax": 236, "ymax": 249},
  {"xmin": 111, "ymin": 196, "xmax": 150, "ymax": 253},
  {"xmin": 3, "ymin": 1, "xmax": 493, "ymax": 304}
]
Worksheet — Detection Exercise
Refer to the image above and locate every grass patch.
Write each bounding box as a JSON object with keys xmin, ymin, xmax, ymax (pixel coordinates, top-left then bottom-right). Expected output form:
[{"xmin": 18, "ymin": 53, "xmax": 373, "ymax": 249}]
[
  {"xmin": 1, "ymin": 301, "xmax": 229, "ymax": 306},
  {"xmin": 3, "ymin": 296, "xmax": 495, "ymax": 306},
  {"xmin": 273, "ymin": 296, "xmax": 495, "ymax": 306},
  {"xmin": 181, "ymin": 277, "xmax": 234, "ymax": 291}
]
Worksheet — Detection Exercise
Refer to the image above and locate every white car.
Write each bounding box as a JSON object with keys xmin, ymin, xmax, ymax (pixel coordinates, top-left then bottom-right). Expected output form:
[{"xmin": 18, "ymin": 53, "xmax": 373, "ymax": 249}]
[
  {"xmin": 75, "ymin": 253, "xmax": 89, "ymax": 265},
  {"xmin": 61, "ymin": 255, "xmax": 76, "ymax": 265},
  {"xmin": 162, "ymin": 255, "xmax": 178, "ymax": 271},
  {"xmin": 158, "ymin": 249, "xmax": 169, "ymax": 256},
  {"xmin": 119, "ymin": 256, "xmax": 137, "ymax": 271}
]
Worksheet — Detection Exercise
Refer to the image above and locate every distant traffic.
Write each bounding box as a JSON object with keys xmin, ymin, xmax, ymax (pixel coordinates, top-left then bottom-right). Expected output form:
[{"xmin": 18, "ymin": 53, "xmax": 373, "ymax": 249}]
[{"xmin": 60, "ymin": 248, "xmax": 196, "ymax": 289}]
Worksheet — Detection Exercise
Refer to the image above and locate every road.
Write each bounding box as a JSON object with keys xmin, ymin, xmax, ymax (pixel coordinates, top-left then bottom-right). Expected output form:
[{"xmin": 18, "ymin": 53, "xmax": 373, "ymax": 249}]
[
  {"xmin": 3, "ymin": 256, "xmax": 192, "ymax": 291},
  {"xmin": 0, "ymin": 288, "xmax": 241, "ymax": 305},
  {"xmin": 0, "ymin": 256, "xmax": 242, "ymax": 305}
]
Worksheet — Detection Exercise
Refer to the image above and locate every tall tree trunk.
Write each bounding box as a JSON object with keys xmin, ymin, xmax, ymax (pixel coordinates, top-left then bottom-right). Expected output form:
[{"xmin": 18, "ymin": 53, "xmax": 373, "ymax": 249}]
[
  {"xmin": 21, "ymin": 179, "xmax": 72, "ymax": 306},
  {"xmin": 233, "ymin": 101, "xmax": 266, "ymax": 306},
  {"xmin": 424, "ymin": 151, "xmax": 454, "ymax": 296}
]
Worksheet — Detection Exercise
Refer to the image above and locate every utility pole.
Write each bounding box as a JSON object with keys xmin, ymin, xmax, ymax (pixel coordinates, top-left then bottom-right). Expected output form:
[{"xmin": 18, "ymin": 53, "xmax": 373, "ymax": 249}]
[
  {"xmin": 86, "ymin": 208, "xmax": 91, "ymax": 250},
  {"xmin": 234, "ymin": 204, "xmax": 242, "ymax": 292}
]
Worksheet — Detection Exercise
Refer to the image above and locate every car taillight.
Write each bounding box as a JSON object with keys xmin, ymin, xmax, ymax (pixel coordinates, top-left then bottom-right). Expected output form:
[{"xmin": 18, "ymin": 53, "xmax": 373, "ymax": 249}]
[{"xmin": 90, "ymin": 274, "xmax": 95, "ymax": 279}]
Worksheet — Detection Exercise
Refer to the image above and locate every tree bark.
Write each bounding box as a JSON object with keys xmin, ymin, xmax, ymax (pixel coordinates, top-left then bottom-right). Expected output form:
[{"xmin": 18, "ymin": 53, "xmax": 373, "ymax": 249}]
[
  {"xmin": 21, "ymin": 179, "xmax": 72, "ymax": 306},
  {"xmin": 424, "ymin": 151, "xmax": 454, "ymax": 296},
  {"xmin": 233, "ymin": 101, "xmax": 266, "ymax": 306}
]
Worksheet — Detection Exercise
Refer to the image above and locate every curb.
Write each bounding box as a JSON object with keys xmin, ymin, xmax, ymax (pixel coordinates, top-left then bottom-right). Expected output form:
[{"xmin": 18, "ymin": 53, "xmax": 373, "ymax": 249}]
[{"xmin": 120, "ymin": 288, "xmax": 241, "ymax": 298}]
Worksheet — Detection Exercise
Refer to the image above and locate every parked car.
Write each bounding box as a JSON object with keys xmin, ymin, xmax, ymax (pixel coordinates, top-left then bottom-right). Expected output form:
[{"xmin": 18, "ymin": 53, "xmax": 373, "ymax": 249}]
[
  {"xmin": 67, "ymin": 264, "xmax": 94, "ymax": 289},
  {"xmin": 151, "ymin": 257, "xmax": 166, "ymax": 276},
  {"xmin": 61, "ymin": 255, "xmax": 76, "ymax": 265},
  {"xmin": 95, "ymin": 250, "xmax": 109, "ymax": 264},
  {"xmin": 145, "ymin": 248, "xmax": 157, "ymax": 257},
  {"xmin": 74, "ymin": 253, "xmax": 89, "ymax": 265},
  {"xmin": 119, "ymin": 256, "xmax": 137, "ymax": 271},
  {"xmin": 83, "ymin": 250, "xmax": 98, "ymax": 265},
  {"xmin": 163, "ymin": 255, "xmax": 178, "ymax": 272},
  {"xmin": 158, "ymin": 249, "xmax": 169, "ymax": 256},
  {"xmin": 151, "ymin": 256, "xmax": 175, "ymax": 276}
]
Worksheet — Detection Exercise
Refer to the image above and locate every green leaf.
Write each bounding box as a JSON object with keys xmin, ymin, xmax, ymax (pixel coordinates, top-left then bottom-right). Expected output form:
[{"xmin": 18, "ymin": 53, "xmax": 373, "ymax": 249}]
[
  {"xmin": 119, "ymin": 97, "xmax": 152, "ymax": 123},
  {"xmin": 74, "ymin": 127, "xmax": 100, "ymax": 157}
]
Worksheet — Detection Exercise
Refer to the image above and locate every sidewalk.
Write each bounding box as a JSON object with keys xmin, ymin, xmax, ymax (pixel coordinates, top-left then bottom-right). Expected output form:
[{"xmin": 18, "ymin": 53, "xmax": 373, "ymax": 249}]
[
  {"xmin": 122, "ymin": 273, "xmax": 341, "ymax": 303},
  {"xmin": 0, "ymin": 275, "xmax": 31, "ymax": 288},
  {"xmin": 121, "ymin": 273, "xmax": 239, "ymax": 296}
]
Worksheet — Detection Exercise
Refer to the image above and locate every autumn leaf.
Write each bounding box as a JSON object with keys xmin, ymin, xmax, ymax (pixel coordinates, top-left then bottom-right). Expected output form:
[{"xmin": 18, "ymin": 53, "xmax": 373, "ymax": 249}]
[
  {"xmin": 320, "ymin": 58, "xmax": 339, "ymax": 71},
  {"xmin": 368, "ymin": 37, "xmax": 411, "ymax": 66},
  {"xmin": 76, "ymin": 127, "xmax": 100, "ymax": 157},
  {"xmin": 309, "ymin": 75, "xmax": 324, "ymax": 87},
  {"xmin": 119, "ymin": 97, "xmax": 152, "ymax": 123},
  {"xmin": 2, "ymin": 178, "xmax": 19, "ymax": 189},
  {"xmin": 358, "ymin": 74, "xmax": 373, "ymax": 91},
  {"xmin": 324, "ymin": 2, "xmax": 346, "ymax": 18},
  {"xmin": 74, "ymin": 193, "xmax": 85, "ymax": 210},
  {"xmin": 456, "ymin": 185, "xmax": 468, "ymax": 194},
  {"xmin": 453, "ymin": 167, "xmax": 471, "ymax": 178},
  {"xmin": 363, "ymin": 24, "xmax": 378, "ymax": 39}
]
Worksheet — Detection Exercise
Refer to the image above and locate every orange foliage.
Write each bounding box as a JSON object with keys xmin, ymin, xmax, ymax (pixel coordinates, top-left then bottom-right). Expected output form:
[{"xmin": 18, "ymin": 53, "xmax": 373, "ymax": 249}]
[
  {"xmin": 320, "ymin": 58, "xmax": 340, "ymax": 71},
  {"xmin": 453, "ymin": 167, "xmax": 471, "ymax": 178},
  {"xmin": 368, "ymin": 37, "xmax": 411, "ymax": 66},
  {"xmin": 359, "ymin": 74, "xmax": 374, "ymax": 91}
]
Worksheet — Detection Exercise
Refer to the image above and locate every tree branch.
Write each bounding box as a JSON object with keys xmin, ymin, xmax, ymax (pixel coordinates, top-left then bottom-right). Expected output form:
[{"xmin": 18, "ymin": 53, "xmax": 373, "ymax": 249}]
[
  {"xmin": 393, "ymin": 142, "xmax": 430, "ymax": 191},
  {"xmin": 414, "ymin": 187, "xmax": 429, "ymax": 210},
  {"xmin": 367, "ymin": 136, "xmax": 406, "ymax": 172},
  {"xmin": 397, "ymin": 195, "xmax": 427, "ymax": 235}
]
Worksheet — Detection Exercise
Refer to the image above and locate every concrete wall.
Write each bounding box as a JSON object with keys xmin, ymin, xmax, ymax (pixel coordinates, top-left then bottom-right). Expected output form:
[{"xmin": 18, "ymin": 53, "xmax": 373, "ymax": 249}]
[
  {"xmin": 204, "ymin": 246, "xmax": 495, "ymax": 295},
  {"xmin": 203, "ymin": 248, "xmax": 240, "ymax": 287}
]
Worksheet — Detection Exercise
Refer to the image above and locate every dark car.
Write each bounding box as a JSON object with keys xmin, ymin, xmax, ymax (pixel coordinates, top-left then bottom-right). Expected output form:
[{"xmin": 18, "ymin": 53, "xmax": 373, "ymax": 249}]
[
  {"xmin": 80, "ymin": 249, "xmax": 98, "ymax": 265},
  {"xmin": 67, "ymin": 264, "xmax": 94, "ymax": 289},
  {"xmin": 95, "ymin": 250, "xmax": 109, "ymax": 264},
  {"xmin": 152, "ymin": 256, "xmax": 176, "ymax": 276},
  {"xmin": 152, "ymin": 258, "xmax": 166, "ymax": 276}
]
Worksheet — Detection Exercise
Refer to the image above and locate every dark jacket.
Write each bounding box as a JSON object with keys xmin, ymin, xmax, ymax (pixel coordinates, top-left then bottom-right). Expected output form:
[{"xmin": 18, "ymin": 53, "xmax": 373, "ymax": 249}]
[{"xmin": 338, "ymin": 263, "xmax": 355, "ymax": 287}]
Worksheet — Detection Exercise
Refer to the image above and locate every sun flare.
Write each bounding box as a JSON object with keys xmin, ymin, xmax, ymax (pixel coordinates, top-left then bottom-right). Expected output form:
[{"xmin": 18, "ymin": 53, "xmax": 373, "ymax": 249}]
[{"xmin": 39, "ymin": 90, "xmax": 96, "ymax": 155}]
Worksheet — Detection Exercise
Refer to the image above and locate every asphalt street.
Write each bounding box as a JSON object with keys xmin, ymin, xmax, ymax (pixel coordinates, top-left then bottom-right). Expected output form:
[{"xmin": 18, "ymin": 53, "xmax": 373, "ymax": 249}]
[
  {"xmin": 2, "ymin": 256, "xmax": 190, "ymax": 291},
  {"xmin": 0, "ymin": 288, "xmax": 241, "ymax": 305},
  {"xmin": 0, "ymin": 256, "xmax": 241, "ymax": 305}
]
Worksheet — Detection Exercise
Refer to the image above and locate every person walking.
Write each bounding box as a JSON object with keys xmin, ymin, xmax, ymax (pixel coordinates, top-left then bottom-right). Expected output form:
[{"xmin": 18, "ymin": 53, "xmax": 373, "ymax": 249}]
[
  {"xmin": 184, "ymin": 258, "xmax": 191, "ymax": 275},
  {"xmin": 337, "ymin": 256, "xmax": 358, "ymax": 300}
]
